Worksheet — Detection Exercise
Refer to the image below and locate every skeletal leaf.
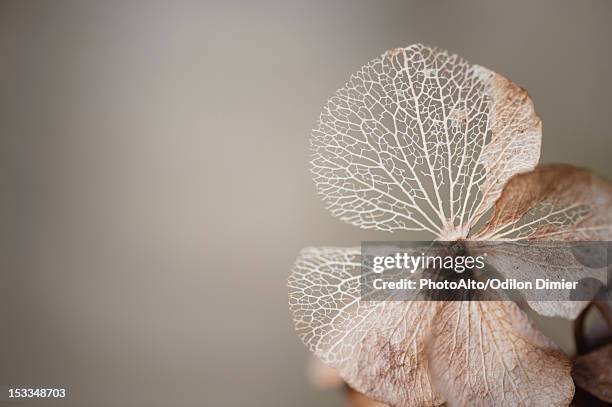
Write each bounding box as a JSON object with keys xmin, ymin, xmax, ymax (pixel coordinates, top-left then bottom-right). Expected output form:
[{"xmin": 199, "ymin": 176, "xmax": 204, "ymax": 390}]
[
  {"xmin": 474, "ymin": 165, "xmax": 612, "ymax": 241},
  {"xmin": 428, "ymin": 301, "xmax": 574, "ymax": 407},
  {"xmin": 311, "ymin": 44, "xmax": 541, "ymax": 238},
  {"xmin": 572, "ymin": 344, "xmax": 612, "ymax": 403},
  {"xmin": 288, "ymin": 247, "xmax": 444, "ymax": 406}
]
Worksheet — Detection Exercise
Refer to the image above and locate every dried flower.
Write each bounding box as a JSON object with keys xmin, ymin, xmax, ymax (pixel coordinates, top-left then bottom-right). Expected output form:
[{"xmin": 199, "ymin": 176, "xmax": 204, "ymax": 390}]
[{"xmin": 288, "ymin": 44, "xmax": 612, "ymax": 406}]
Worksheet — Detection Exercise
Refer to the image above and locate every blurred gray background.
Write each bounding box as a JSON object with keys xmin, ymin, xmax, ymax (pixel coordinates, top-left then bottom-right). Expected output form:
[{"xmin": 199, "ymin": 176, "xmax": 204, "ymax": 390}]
[{"xmin": 0, "ymin": 1, "xmax": 610, "ymax": 406}]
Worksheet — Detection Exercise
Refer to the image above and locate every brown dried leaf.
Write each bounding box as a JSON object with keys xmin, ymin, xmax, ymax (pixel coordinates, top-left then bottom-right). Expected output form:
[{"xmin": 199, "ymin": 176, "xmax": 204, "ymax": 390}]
[
  {"xmin": 572, "ymin": 344, "xmax": 612, "ymax": 403},
  {"xmin": 428, "ymin": 301, "xmax": 574, "ymax": 407}
]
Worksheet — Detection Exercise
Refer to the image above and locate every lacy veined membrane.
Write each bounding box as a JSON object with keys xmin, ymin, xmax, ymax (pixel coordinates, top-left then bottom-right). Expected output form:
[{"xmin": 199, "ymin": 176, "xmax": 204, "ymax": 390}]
[{"xmin": 289, "ymin": 44, "xmax": 612, "ymax": 407}]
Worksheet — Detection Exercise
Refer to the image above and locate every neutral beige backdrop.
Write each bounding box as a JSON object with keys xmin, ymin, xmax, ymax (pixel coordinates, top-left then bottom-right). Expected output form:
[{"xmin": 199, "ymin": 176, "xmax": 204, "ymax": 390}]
[{"xmin": 0, "ymin": 1, "xmax": 611, "ymax": 406}]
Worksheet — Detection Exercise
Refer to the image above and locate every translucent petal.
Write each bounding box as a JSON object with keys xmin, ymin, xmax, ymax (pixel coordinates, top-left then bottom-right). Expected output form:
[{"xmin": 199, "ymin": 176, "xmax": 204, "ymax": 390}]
[
  {"xmin": 288, "ymin": 247, "xmax": 444, "ymax": 406},
  {"xmin": 471, "ymin": 165, "xmax": 612, "ymax": 317},
  {"xmin": 311, "ymin": 44, "xmax": 541, "ymax": 238},
  {"xmin": 428, "ymin": 301, "xmax": 574, "ymax": 406},
  {"xmin": 288, "ymin": 248, "xmax": 575, "ymax": 406},
  {"xmin": 473, "ymin": 165, "xmax": 612, "ymax": 241},
  {"xmin": 466, "ymin": 241, "xmax": 607, "ymax": 319}
]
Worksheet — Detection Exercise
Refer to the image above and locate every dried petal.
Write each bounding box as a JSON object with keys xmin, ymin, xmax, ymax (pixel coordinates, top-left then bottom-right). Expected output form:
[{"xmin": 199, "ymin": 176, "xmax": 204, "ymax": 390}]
[
  {"xmin": 288, "ymin": 247, "xmax": 444, "ymax": 406},
  {"xmin": 428, "ymin": 301, "xmax": 574, "ymax": 406},
  {"xmin": 473, "ymin": 165, "xmax": 612, "ymax": 241},
  {"xmin": 572, "ymin": 344, "xmax": 612, "ymax": 403},
  {"xmin": 470, "ymin": 165, "xmax": 612, "ymax": 317},
  {"xmin": 466, "ymin": 241, "xmax": 606, "ymax": 318},
  {"xmin": 289, "ymin": 248, "xmax": 575, "ymax": 406},
  {"xmin": 311, "ymin": 44, "xmax": 541, "ymax": 238}
]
